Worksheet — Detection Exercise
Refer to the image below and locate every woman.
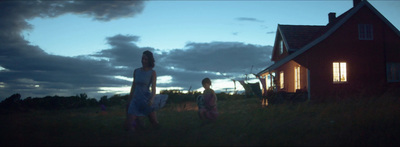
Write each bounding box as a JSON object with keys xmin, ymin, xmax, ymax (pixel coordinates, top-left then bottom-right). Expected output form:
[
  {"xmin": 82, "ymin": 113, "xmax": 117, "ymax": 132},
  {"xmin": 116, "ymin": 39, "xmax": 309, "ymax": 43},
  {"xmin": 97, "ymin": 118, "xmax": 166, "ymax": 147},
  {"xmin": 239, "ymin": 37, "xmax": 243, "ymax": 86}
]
[{"xmin": 125, "ymin": 50, "xmax": 159, "ymax": 132}]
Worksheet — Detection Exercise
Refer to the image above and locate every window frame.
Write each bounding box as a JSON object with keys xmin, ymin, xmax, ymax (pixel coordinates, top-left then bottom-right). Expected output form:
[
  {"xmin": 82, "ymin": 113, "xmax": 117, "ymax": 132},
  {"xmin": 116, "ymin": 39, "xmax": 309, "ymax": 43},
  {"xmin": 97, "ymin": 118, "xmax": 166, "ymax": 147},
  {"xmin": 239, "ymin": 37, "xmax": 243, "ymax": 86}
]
[
  {"xmin": 358, "ymin": 24, "xmax": 373, "ymax": 40},
  {"xmin": 294, "ymin": 66, "xmax": 301, "ymax": 90},
  {"xmin": 387, "ymin": 62, "xmax": 400, "ymax": 82},
  {"xmin": 280, "ymin": 71, "xmax": 284, "ymax": 89},
  {"xmin": 333, "ymin": 62, "xmax": 347, "ymax": 83}
]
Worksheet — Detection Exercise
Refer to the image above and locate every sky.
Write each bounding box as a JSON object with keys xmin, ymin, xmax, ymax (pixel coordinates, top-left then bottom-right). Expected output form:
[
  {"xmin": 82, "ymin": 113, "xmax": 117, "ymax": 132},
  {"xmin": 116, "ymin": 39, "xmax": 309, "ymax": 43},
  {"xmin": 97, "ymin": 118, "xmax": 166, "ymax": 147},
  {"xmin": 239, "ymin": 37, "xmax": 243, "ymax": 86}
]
[{"xmin": 1, "ymin": 0, "xmax": 399, "ymax": 100}]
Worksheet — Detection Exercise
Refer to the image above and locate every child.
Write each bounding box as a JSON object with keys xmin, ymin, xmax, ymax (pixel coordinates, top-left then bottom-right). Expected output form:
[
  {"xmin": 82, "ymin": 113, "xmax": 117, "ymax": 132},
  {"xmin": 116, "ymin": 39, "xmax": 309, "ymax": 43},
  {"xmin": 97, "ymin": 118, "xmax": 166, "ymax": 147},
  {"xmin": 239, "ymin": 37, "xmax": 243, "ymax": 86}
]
[
  {"xmin": 198, "ymin": 78, "xmax": 218, "ymax": 121},
  {"xmin": 196, "ymin": 95, "xmax": 204, "ymax": 119}
]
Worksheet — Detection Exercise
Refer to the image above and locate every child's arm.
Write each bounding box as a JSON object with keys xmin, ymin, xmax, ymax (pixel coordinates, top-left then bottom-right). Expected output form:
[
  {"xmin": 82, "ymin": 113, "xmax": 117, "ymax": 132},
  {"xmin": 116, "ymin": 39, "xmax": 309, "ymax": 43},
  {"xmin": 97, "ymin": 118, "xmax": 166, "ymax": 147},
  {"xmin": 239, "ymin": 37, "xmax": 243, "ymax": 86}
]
[{"xmin": 204, "ymin": 90, "xmax": 216, "ymax": 109}]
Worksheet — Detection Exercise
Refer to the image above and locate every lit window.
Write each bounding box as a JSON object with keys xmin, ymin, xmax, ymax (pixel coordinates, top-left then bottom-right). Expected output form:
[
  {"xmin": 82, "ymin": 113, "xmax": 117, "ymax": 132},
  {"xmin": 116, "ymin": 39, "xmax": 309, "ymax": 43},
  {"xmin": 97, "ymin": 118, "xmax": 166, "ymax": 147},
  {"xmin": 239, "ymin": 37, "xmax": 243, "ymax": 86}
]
[
  {"xmin": 358, "ymin": 24, "xmax": 373, "ymax": 40},
  {"xmin": 280, "ymin": 71, "xmax": 284, "ymax": 89},
  {"xmin": 294, "ymin": 66, "xmax": 300, "ymax": 90},
  {"xmin": 280, "ymin": 40, "xmax": 284, "ymax": 54},
  {"xmin": 333, "ymin": 62, "xmax": 347, "ymax": 83},
  {"xmin": 387, "ymin": 63, "xmax": 400, "ymax": 82}
]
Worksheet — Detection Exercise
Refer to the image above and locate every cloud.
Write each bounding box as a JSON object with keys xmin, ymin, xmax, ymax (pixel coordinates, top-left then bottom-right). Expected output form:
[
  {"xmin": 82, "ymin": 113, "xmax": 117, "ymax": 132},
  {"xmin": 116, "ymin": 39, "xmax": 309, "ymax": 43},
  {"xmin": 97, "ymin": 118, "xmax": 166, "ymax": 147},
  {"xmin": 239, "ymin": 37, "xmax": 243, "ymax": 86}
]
[
  {"xmin": 0, "ymin": 1, "xmax": 274, "ymax": 100},
  {"xmin": 154, "ymin": 42, "xmax": 273, "ymax": 91},
  {"xmin": 60, "ymin": 1, "xmax": 145, "ymax": 21},
  {"xmin": 0, "ymin": 1, "xmax": 145, "ymax": 35},
  {"xmin": 162, "ymin": 42, "xmax": 271, "ymax": 74},
  {"xmin": 89, "ymin": 36, "xmax": 274, "ymax": 95},
  {"xmin": 0, "ymin": 33, "xmax": 273, "ymax": 100},
  {"xmin": 266, "ymin": 31, "xmax": 276, "ymax": 34},
  {"xmin": 90, "ymin": 35, "xmax": 273, "ymax": 91},
  {"xmin": 0, "ymin": 1, "xmax": 146, "ymax": 99},
  {"xmin": 236, "ymin": 17, "xmax": 264, "ymax": 23}
]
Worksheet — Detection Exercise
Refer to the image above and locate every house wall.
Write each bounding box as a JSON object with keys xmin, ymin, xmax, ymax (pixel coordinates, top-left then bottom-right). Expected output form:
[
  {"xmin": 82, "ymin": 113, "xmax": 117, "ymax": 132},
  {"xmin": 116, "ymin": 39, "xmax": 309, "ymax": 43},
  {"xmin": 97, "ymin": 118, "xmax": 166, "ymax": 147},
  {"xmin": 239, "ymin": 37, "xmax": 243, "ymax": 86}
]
[
  {"xmin": 294, "ymin": 6, "xmax": 400, "ymax": 99},
  {"xmin": 300, "ymin": 65, "xmax": 308, "ymax": 91},
  {"xmin": 272, "ymin": 33, "xmax": 289, "ymax": 62},
  {"xmin": 275, "ymin": 60, "xmax": 308, "ymax": 93}
]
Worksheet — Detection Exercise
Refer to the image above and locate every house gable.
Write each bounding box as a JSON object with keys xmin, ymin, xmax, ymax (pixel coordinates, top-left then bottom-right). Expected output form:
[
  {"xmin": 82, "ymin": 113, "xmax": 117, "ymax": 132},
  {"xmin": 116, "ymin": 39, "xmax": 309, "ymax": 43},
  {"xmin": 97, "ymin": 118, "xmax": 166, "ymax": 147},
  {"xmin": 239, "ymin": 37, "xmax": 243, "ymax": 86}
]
[
  {"xmin": 271, "ymin": 25, "xmax": 326, "ymax": 62},
  {"xmin": 271, "ymin": 28, "xmax": 287, "ymax": 62},
  {"xmin": 279, "ymin": 25, "xmax": 326, "ymax": 53},
  {"xmin": 257, "ymin": 0, "xmax": 400, "ymax": 100},
  {"xmin": 257, "ymin": 0, "xmax": 400, "ymax": 76}
]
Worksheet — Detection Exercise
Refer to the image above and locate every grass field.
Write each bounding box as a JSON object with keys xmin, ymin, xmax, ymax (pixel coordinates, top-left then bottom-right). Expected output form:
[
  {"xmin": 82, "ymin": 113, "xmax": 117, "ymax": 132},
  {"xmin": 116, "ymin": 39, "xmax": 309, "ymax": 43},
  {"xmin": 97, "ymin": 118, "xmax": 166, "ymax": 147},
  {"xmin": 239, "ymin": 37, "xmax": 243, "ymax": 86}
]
[{"xmin": 1, "ymin": 93, "xmax": 400, "ymax": 146}]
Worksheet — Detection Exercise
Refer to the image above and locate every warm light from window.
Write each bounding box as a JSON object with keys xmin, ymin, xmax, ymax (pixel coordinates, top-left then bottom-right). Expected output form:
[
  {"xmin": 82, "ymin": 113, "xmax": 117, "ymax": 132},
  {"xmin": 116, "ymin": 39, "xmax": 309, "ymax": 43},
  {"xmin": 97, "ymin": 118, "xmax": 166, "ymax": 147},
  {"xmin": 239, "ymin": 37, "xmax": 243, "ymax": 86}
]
[
  {"xmin": 333, "ymin": 62, "xmax": 347, "ymax": 82},
  {"xmin": 295, "ymin": 66, "xmax": 300, "ymax": 90},
  {"xmin": 340, "ymin": 62, "xmax": 347, "ymax": 82},
  {"xmin": 280, "ymin": 71, "xmax": 284, "ymax": 89}
]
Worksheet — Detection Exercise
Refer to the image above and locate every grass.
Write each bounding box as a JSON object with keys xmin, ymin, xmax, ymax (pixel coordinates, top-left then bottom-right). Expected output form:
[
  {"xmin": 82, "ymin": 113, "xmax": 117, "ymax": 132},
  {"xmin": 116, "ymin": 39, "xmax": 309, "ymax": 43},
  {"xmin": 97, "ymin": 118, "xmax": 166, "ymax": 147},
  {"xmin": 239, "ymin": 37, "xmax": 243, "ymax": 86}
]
[{"xmin": 1, "ymin": 94, "xmax": 400, "ymax": 146}]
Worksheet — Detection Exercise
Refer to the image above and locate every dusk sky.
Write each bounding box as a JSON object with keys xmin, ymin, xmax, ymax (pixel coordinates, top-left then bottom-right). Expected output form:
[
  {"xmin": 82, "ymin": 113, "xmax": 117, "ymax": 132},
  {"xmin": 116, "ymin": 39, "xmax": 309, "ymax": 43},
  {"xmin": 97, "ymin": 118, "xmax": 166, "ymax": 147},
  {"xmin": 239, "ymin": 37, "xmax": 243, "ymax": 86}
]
[{"xmin": 1, "ymin": 0, "xmax": 399, "ymax": 100}]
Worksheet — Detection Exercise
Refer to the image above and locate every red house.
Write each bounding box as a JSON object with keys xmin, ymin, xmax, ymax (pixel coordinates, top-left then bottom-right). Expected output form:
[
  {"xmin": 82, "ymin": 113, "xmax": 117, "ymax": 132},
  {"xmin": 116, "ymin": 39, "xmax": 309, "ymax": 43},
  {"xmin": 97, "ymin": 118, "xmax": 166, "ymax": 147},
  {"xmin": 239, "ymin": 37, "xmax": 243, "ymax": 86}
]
[{"xmin": 257, "ymin": 0, "xmax": 400, "ymax": 101}]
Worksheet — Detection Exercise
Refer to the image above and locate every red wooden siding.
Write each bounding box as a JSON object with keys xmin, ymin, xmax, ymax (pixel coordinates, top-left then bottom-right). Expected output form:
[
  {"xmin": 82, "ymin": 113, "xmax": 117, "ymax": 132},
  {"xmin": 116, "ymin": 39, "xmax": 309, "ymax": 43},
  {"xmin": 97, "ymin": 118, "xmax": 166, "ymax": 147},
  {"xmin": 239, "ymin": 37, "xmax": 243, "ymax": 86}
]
[{"xmin": 293, "ymin": 6, "xmax": 400, "ymax": 99}]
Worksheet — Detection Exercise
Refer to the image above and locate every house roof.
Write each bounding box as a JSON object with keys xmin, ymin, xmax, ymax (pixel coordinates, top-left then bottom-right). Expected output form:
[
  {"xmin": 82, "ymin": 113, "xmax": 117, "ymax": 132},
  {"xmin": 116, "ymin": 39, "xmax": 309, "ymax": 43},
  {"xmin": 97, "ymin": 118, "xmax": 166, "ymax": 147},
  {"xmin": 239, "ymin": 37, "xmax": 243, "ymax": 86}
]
[
  {"xmin": 279, "ymin": 25, "xmax": 326, "ymax": 51},
  {"xmin": 257, "ymin": 0, "xmax": 400, "ymax": 76}
]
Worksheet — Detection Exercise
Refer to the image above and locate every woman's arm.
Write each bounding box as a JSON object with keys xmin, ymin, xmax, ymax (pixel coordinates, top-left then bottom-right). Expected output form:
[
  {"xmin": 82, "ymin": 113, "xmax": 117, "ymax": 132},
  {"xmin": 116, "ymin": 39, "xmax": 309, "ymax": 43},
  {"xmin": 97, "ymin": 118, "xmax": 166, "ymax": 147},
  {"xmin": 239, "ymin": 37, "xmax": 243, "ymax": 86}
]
[
  {"xmin": 126, "ymin": 70, "xmax": 136, "ymax": 112},
  {"xmin": 149, "ymin": 70, "xmax": 157, "ymax": 105}
]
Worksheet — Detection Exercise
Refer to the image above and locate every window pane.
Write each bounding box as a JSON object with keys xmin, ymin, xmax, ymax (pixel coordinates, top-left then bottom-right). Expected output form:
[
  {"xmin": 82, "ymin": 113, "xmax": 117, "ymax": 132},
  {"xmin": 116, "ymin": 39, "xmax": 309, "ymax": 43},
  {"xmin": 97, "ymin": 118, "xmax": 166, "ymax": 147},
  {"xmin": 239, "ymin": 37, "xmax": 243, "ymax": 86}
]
[
  {"xmin": 340, "ymin": 62, "xmax": 347, "ymax": 82},
  {"xmin": 388, "ymin": 63, "xmax": 400, "ymax": 82},
  {"xmin": 333, "ymin": 62, "xmax": 340, "ymax": 82},
  {"xmin": 359, "ymin": 24, "xmax": 373, "ymax": 40},
  {"xmin": 395, "ymin": 64, "xmax": 400, "ymax": 81},
  {"xmin": 280, "ymin": 72, "xmax": 284, "ymax": 89},
  {"xmin": 388, "ymin": 63, "xmax": 393, "ymax": 81},
  {"xmin": 358, "ymin": 24, "xmax": 364, "ymax": 39},
  {"xmin": 295, "ymin": 66, "xmax": 300, "ymax": 90},
  {"xmin": 367, "ymin": 24, "xmax": 373, "ymax": 40}
]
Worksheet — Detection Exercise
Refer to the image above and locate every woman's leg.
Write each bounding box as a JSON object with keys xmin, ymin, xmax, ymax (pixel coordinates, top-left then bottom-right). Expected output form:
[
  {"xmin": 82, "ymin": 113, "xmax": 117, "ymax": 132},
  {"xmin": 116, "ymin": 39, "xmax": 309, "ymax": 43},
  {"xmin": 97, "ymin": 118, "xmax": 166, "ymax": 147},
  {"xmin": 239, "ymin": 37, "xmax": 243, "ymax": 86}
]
[
  {"xmin": 135, "ymin": 117, "xmax": 144, "ymax": 129},
  {"xmin": 125, "ymin": 114, "xmax": 137, "ymax": 131},
  {"xmin": 148, "ymin": 111, "xmax": 159, "ymax": 127}
]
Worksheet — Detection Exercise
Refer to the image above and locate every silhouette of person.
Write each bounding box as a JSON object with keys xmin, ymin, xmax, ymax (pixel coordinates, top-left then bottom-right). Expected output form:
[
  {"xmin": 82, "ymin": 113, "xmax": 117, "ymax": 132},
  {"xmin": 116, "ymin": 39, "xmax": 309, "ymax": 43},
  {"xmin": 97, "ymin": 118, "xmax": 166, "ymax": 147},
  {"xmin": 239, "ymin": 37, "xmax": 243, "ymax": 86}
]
[
  {"xmin": 198, "ymin": 78, "xmax": 219, "ymax": 122},
  {"xmin": 125, "ymin": 50, "xmax": 159, "ymax": 131}
]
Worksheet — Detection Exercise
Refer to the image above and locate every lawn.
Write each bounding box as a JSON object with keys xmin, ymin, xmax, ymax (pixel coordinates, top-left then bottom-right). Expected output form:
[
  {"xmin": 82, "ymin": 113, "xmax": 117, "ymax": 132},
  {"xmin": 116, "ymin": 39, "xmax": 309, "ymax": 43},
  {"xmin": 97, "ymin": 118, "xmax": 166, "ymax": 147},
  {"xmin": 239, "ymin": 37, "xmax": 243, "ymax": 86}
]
[{"xmin": 1, "ymin": 93, "xmax": 399, "ymax": 146}]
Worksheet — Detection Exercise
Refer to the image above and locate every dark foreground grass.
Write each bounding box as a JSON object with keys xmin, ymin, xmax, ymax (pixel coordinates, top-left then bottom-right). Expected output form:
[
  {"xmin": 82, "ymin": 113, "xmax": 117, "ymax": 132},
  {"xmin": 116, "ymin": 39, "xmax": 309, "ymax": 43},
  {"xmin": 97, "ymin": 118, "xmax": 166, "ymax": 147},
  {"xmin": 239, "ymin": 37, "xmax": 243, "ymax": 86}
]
[{"xmin": 1, "ymin": 94, "xmax": 400, "ymax": 146}]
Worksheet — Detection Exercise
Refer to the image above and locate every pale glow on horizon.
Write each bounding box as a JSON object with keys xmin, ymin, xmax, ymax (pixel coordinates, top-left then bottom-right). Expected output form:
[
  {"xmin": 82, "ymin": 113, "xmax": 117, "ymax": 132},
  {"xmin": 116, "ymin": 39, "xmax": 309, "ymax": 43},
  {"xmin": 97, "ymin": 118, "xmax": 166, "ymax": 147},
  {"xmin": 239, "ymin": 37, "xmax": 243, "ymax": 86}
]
[
  {"xmin": 97, "ymin": 81, "xmax": 251, "ymax": 96},
  {"xmin": 158, "ymin": 75, "xmax": 172, "ymax": 84},
  {"xmin": 105, "ymin": 75, "xmax": 174, "ymax": 95},
  {"xmin": 0, "ymin": 66, "xmax": 7, "ymax": 71},
  {"xmin": 203, "ymin": 71, "xmax": 227, "ymax": 76},
  {"xmin": 195, "ymin": 78, "xmax": 247, "ymax": 94},
  {"xmin": 98, "ymin": 86, "xmax": 131, "ymax": 94},
  {"xmin": 98, "ymin": 86, "xmax": 184, "ymax": 95},
  {"xmin": 114, "ymin": 75, "xmax": 132, "ymax": 82},
  {"xmin": 113, "ymin": 75, "xmax": 173, "ymax": 84}
]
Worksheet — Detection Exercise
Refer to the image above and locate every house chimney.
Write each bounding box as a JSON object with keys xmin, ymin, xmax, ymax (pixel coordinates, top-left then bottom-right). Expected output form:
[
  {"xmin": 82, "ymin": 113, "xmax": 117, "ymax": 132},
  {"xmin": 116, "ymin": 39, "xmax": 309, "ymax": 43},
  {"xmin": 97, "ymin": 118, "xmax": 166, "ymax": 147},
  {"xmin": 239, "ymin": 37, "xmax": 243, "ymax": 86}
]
[
  {"xmin": 353, "ymin": 0, "xmax": 362, "ymax": 7},
  {"xmin": 329, "ymin": 12, "xmax": 336, "ymax": 23}
]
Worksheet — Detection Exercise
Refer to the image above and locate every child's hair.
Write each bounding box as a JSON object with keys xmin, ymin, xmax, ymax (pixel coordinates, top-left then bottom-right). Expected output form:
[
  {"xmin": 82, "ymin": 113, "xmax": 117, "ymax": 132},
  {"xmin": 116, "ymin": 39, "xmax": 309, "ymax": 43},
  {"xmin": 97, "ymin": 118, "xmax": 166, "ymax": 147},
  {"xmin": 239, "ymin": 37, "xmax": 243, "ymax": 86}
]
[{"xmin": 202, "ymin": 78, "xmax": 211, "ymax": 85}]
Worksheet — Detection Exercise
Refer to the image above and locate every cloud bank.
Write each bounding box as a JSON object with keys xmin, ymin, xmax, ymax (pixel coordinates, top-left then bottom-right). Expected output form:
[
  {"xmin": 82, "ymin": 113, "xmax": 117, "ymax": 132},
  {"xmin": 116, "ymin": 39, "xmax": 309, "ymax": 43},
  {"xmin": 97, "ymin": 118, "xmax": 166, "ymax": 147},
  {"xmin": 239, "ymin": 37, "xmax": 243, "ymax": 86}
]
[{"xmin": 0, "ymin": 1, "xmax": 273, "ymax": 100}]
